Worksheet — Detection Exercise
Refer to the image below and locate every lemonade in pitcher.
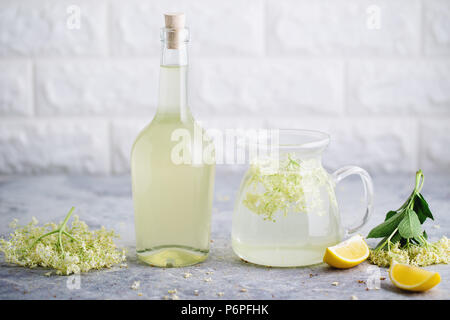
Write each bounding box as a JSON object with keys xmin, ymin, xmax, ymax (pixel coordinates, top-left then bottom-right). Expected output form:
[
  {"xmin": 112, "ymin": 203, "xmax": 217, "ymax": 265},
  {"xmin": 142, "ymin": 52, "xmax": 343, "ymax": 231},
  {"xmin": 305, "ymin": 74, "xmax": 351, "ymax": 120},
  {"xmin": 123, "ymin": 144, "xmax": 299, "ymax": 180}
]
[{"xmin": 231, "ymin": 130, "xmax": 373, "ymax": 267}]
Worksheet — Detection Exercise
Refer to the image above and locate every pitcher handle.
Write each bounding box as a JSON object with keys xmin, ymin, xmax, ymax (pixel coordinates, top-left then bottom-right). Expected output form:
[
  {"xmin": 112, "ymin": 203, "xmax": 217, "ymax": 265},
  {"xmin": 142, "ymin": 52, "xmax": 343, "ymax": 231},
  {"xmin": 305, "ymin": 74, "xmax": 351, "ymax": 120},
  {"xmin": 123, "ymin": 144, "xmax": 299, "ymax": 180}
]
[{"xmin": 331, "ymin": 166, "xmax": 374, "ymax": 235}]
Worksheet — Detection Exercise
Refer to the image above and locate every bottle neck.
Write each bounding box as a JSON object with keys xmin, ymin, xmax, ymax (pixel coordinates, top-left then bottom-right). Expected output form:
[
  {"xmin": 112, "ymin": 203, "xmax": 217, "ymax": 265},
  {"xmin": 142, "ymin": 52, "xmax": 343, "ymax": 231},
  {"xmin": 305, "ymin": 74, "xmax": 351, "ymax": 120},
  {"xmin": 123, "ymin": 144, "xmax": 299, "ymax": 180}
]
[{"xmin": 156, "ymin": 42, "xmax": 189, "ymax": 119}]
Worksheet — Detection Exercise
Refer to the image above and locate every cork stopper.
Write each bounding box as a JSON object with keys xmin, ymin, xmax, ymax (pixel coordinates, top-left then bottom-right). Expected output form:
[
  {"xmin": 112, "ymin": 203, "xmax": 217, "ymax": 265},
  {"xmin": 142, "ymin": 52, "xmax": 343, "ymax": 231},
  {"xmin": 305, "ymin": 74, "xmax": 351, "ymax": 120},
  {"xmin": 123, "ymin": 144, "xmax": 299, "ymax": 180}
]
[
  {"xmin": 164, "ymin": 13, "xmax": 185, "ymax": 29},
  {"xmin": 164, "ymin": 13, "xmax": 186, "ymax": 49}
]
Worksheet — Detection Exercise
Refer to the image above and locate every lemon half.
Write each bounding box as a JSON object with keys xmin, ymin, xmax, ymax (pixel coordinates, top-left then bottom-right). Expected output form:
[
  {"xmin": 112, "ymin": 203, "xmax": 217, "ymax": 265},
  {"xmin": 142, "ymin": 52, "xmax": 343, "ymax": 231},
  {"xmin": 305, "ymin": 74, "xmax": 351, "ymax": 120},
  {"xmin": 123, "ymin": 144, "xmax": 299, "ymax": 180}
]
[
  {"xmin": 389, "ymin": 262, "xmax": 441, "ymax": 292},
  {"xmin": 323, "ymin": 235, "xmax": 369, "ymax": 269}
]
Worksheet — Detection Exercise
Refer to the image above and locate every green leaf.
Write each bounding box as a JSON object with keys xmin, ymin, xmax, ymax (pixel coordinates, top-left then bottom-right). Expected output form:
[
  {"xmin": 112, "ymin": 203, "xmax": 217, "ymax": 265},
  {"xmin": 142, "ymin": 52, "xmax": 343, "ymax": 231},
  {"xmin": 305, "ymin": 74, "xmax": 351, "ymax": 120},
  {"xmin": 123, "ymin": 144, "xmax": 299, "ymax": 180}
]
[
  {"xmin": 417, "ymin": 193, "xmax": 434, "ymax": 221},
  {"xmin": 384, "ymin": 210, "xmax": 397, "ymax": 221},
  {"xmin": 423, "ymin": 230, "xmax": 428, "ymax": 240},
  {"xmin": 367, "ymin": 211, "xmax": 405, "ymax": 239},
  {"xmin": 413, "ymin": 200, "xmax": 428, "ymax": 224},
  {"xmin": 412, "ymin": 193, "xmax": 433, "ymax": 224},
  {"xmin": 398, "ymin": 209, "xmax": 422, "ymax": 239}
]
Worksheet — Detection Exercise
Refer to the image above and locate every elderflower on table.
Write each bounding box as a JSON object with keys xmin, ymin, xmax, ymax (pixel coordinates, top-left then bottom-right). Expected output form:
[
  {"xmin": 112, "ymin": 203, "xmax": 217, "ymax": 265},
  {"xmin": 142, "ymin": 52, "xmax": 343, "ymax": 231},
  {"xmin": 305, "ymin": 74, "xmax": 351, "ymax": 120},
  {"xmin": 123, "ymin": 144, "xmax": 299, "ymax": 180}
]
[
  {"xmin": 0, "ymin": 210, "xmax": 126, "ymax": 275},
  {"xmin": 369, "ymin": 236, "xmax": 449, "ymax": 267}
]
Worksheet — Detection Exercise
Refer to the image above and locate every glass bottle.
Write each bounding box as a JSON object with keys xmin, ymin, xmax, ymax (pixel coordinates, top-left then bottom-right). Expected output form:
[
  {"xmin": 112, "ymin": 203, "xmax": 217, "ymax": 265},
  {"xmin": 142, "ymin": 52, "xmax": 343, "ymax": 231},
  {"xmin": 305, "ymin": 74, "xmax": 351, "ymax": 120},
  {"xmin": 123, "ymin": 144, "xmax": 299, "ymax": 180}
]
[{"xmin": 131, "ymin": 13, "xmax": 215, "ymax": 267}]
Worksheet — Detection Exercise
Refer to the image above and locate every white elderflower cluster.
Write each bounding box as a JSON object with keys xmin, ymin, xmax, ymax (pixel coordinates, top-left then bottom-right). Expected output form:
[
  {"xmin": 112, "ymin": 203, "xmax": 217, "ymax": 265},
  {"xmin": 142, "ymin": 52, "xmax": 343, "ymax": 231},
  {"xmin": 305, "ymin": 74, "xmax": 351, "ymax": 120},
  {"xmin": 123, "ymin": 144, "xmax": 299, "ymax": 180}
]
[
  {"xmin": 243, "ymin": 155, "xmax": 336, "ymax": 222},
  {"xmin": 0, "ymin": 211, "xmax": 126, "ymax": 275},
  {"xmin": 369, "ymin": 236, "xmax": 449, "ymax": 267}
]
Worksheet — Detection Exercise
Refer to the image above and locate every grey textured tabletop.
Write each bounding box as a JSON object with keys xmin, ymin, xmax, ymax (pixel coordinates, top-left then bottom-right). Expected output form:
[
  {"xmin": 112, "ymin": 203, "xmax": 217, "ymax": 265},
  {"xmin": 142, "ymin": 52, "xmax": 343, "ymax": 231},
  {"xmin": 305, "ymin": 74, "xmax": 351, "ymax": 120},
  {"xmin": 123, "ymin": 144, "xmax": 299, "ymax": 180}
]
[{"xmin": 0, "ymin": 168, "xmax": 449, "ymax": 300}]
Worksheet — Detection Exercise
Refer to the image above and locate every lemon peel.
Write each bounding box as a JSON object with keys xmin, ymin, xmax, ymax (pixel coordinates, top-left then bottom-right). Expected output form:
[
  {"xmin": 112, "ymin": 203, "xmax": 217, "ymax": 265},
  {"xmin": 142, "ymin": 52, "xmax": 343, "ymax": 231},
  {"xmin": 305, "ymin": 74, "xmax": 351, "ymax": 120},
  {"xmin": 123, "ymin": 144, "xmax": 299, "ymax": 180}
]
[
  {"xmin": 389, "ymin": 261, "xmax": 441, "ymax": 292},
  {"xmin": 323, "ymin": 235, "xmax": 370, "ymax": 269}
]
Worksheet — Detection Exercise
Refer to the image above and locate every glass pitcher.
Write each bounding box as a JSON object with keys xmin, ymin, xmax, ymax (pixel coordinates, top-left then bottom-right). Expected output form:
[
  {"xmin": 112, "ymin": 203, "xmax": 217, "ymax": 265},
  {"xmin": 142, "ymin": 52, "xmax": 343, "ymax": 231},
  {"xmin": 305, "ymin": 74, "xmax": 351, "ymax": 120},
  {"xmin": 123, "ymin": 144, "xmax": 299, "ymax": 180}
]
[{"xmin": 231, "ymin": 129, "xmax": 374, "ymax": 267}]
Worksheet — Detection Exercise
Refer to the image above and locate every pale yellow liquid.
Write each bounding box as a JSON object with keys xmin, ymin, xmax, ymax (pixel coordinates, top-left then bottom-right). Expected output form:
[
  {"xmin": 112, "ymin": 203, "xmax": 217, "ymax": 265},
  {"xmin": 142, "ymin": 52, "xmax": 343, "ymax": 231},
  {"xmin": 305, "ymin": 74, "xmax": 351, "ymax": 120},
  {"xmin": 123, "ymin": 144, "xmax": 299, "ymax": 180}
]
[
  {"xmin": 232, "ymin": 168, "xmax": 343, "ymax": 267},
  {"xmin": 131, "ymin": 66, "xmax": 215, "ymax": 267}
]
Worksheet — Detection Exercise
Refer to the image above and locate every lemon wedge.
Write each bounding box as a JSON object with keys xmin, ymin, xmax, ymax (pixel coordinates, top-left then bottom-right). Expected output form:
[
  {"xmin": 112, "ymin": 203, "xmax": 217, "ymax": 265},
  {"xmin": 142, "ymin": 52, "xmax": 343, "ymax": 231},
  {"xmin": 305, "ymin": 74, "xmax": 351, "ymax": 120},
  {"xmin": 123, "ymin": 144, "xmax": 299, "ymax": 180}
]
[
  {"xmin": 323, "ymin": 235, "xmax": 369, "ymax": 268},
  {"xmin": 389, "ymin": 261, "xmax": 441, "ymax": 292}
]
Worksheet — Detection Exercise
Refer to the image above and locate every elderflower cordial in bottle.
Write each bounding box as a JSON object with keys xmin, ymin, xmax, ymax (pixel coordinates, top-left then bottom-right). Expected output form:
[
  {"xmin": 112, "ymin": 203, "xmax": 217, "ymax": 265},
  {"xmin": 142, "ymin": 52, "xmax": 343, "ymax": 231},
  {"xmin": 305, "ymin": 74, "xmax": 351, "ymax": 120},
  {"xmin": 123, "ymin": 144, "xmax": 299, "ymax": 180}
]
[{"xmin": 131, "ymin": 13, "xmax": 215, "ymax": 267}]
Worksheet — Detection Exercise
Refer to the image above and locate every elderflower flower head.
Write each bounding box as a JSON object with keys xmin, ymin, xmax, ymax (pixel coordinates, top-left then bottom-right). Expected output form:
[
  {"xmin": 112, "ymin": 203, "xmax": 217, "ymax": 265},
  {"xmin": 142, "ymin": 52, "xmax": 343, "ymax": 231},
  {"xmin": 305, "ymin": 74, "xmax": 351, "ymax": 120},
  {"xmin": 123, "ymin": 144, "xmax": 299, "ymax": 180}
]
[
  {"xmin": 369, "ymin": 236, "xmax": 449, "ymax": 267},
  {"xmin": 0, "ymin": 211, "xmax": 126, "ymax": 275},
  {"xmin": 242, "ymin": 154, "xmax": 336, "ymax": 222}
]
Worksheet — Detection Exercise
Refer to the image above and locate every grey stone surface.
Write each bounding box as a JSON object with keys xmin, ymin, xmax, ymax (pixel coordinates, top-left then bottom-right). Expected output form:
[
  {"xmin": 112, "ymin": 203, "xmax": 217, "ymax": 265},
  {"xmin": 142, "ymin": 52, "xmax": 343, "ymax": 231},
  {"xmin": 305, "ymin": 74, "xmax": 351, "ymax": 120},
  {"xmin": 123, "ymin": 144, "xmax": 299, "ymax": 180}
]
[{"xmin": 0, "ymin": 168, "xmax": 449, "ymax": 300}]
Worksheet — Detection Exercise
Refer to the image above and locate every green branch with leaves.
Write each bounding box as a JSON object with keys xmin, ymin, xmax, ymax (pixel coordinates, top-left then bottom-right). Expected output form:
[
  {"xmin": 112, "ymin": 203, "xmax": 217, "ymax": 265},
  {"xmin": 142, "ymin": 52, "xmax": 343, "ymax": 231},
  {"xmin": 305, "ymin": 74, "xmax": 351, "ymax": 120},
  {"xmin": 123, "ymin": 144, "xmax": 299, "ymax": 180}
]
[
  {"xmin": 367, "ymin": 170, "xmax": 449, "ymax": 267},
  {"xmin": 368, "ymin": 170, "xmax": 433, "ymax": 250}
]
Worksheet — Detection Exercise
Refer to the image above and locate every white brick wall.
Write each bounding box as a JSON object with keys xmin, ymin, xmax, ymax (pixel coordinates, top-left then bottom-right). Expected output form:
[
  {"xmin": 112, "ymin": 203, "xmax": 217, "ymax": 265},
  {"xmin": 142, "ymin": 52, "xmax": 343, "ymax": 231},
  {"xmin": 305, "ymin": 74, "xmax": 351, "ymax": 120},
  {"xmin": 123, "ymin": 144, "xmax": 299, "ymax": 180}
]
[
  {"xmin": 0, "ymin": 120, "xmax": 109, "ymax": 174},
  {"xmin": 267, "ymin": 0, "xmax": 421, "ymax": 56},
  {"xmin": 0, "ymin": 0, "xmax": 449, "ymax": 174},
  {"xmin": 0, "ymin": 0, "xmax": 108, "ymax": 56},
  {"xmin": 35, "ymin": 59, "xmax": 158, "ymax": 116},
  {"xmin": 0, "ymin": 60, "xmax": 32, "ymax": 116},
  {"xmin": 190, "ymin": 58, "xmax": 344, "ymax": 115},
  {"xmin": 348, "ymin": 60, "xmax": 450, "ymax": 114}
]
